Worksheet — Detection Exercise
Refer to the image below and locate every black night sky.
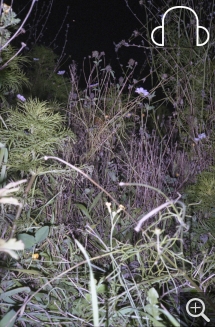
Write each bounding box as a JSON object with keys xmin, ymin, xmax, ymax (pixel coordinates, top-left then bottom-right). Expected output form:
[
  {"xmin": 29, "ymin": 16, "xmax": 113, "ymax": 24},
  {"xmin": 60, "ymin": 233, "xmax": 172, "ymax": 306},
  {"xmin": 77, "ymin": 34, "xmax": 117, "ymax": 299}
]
[
  {"xmin": 14, "ymin": 0, "xmax": 149, "ymax": 78},
  {"xmin": 12, "ymin": 0, "xmax": 213, "ymax": 84}
]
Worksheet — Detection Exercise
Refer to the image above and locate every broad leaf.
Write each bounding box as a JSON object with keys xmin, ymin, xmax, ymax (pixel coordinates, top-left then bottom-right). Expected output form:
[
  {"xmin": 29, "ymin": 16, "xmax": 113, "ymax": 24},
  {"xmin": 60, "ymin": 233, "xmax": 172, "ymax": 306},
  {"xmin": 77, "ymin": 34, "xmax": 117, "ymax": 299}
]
[{"xmin": 35, "ymin": 226, "xmax": 49, "ymax": 243}]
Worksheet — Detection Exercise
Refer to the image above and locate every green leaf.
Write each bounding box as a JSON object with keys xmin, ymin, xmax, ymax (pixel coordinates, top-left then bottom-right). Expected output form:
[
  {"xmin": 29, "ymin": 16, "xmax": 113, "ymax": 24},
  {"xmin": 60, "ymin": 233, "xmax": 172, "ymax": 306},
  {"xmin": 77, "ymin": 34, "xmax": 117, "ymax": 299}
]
[
  {"xmin": 75, "ymin": 203, "xmax": 92, "ymax": 221},
  {"xmin": 147, "ymin": 287, "xmax": 159, "ymax": 305},
  {"xmin": 35, "ymin": 226, "xmax": 49, "ymax": 243},
  {"xmin": 96, "ymin": 283, "xmax": 106, "ymax": 294},
  {"xmin": 107, "ymin": 170, "xmax": 117, "ymax": 182},
  {"xmin": 0, "ymin": 309, "xmax": 16, "ymax": 327},
  {"xmin": 145, "ymin": 304, "xmax": 161, "ymax": 320},
  {"xmin": 144, "ymin": 103, "xmax": 155, "ymax": 111},
  {"xmin": 17, "ymin": 233, "xmax": 35, "ymax": 249},
  {"xmin": 89, "ymin": 191, "xmax": 102, "ymax": 212},
  {"xmin": 8, "ymin": 268, "xmax": 40, "ymax": 275},
  {"xmin": 75, "ymin": 240, "xmax": 99, "ymax": 326},
  {"xmin": 144, "ymin": 313, "xmax": 166, "ymax": 327},
  {"xmin": 159, "ymin": 308, "xmax": 180, "ymax": 327},
  {"xmin": 118, "ymin": 307, "xmax": 136, "ymax": 315},
  {"xmin": 0, "ymin": 287, "xmax": 30, "ymax": 300}
]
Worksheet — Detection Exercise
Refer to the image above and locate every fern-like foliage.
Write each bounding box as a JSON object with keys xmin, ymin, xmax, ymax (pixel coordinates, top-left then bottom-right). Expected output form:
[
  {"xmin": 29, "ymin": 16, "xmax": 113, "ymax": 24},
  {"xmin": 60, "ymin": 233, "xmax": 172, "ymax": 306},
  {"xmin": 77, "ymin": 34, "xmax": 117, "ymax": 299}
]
[
  {"xmin": 185, "ymin": 170, "xmax": 215, "ymax": 213},
  {"xmin": 175, "ymin": 168, "xmax": 215, "ymax": 269},
  {"xmin": 186, "ymin": 208, "xmax": 215, "ymax": 247},
  {"xmin": 0, "ymin": 98, "xmax": 76, "ymax": 174},
  {"xmin": 0, "ymin": 46, "xmax": 30, "ymax": 105},
  {"xmin": 183, "ymin": 168, "xmax": 215, "ymax": 252}
]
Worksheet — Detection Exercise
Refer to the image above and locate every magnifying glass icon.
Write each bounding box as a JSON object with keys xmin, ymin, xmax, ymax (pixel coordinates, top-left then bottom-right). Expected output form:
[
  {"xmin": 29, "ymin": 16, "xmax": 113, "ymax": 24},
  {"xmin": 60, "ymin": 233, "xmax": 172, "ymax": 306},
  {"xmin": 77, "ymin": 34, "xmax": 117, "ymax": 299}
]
[{"xmin": 186, "ymin": 298, "xmax": 210, "ymax": 322}]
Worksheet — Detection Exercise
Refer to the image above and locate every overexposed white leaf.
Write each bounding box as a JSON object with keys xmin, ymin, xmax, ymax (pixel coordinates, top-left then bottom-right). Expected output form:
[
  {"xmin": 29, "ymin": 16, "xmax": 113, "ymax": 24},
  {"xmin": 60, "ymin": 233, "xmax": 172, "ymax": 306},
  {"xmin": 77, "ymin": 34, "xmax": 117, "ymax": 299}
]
[
  {"xmin": 0, "ymin": 238, "xmax": 24, "ymax": 259},
  {"xmin": 0, "ymin": 197, "xmax": 20, "ymax": 205}
]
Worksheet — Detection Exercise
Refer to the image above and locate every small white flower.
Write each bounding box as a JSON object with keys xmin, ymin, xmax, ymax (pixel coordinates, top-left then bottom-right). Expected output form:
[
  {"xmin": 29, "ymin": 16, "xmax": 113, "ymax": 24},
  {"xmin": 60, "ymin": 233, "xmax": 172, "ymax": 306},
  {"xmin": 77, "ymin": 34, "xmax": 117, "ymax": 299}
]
[
  {"xmin": 194, "ymin": 133, "xmax": 206, "ymax": 142},
  {"xmin": 57, "ymin": 70, "xmax": 65, "ymax": 75},
  {"xmin": 33, "ymin": 58, "xmax": 39, "ymax": 61},
  {"xmin": 135, "ymin": 87, "xmax": 149, "ymax": 96},
  {"xmin": 17, "ymin": 94, "xmax": 26, "ymax": 102}
]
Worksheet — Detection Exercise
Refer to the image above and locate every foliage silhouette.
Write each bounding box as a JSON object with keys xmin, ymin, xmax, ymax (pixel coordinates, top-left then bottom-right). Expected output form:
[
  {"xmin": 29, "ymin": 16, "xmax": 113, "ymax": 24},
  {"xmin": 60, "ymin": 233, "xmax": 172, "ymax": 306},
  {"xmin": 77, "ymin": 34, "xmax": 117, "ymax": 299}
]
[{"xmin": 24, "ymin": 45, "xmax": 70, "ymax": 102}]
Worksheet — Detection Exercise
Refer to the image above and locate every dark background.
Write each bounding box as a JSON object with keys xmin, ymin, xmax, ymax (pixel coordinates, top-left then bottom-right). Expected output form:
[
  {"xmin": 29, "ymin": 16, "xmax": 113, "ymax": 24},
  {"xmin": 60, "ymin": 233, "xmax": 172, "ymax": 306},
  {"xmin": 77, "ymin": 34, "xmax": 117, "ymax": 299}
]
[{"xmin": 13, "ymin": 0, "xmax": 148, "ymax": 76}]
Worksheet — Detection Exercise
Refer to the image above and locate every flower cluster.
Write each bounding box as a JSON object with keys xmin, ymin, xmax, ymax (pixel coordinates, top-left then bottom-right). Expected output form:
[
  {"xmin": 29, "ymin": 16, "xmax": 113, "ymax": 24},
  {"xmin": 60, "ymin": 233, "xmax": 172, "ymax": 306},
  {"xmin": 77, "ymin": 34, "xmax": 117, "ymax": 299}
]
[{"xmin": 135, "ymin": 87, "xmax": 149, "ymax": 97}]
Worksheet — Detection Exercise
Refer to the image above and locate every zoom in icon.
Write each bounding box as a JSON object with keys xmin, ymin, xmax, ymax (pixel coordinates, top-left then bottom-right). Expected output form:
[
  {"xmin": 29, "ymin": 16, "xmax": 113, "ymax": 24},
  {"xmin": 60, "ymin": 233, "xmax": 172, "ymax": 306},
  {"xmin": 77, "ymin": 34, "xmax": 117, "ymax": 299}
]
[{"xmin": 186, "ymin": 298, "xmax": 210, "ymax": 322}]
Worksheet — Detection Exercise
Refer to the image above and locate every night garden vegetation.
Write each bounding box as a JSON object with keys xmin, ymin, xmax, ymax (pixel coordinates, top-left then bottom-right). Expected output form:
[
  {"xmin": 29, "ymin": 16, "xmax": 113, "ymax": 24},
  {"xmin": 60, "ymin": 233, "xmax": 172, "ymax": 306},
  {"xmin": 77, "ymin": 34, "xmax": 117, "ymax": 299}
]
[{"xmin": 0, "ymin": 0, "xmax": 215, "ymax": 326}]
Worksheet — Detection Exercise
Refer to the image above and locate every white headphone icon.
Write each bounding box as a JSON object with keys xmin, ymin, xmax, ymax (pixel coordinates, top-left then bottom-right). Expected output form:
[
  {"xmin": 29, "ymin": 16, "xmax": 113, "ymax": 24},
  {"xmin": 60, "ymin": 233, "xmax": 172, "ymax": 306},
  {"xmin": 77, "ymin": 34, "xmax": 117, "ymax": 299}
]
[{"xmin": 151, "ymin": 6, "xmax": 210, "ymax": 47}]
